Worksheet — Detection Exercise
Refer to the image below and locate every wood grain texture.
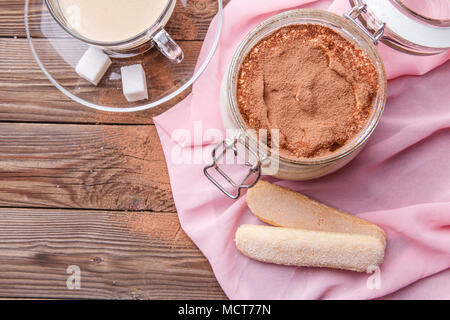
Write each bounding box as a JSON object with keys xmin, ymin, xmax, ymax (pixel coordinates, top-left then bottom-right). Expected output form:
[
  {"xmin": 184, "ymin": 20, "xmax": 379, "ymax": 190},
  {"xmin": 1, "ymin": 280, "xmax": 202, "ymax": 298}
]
[
  {"xmin": 0, "ymin": 208, "xmax": 226, "ymax": 299},
  {"xmin": 1, "ymin": 0, "xmax": 223, "ymax": 40},
  {"xmin": 0, "ymin": 0, "xmax": 230, "ymax": 300},
  {"xmin": 0, "ymin": 123, "xmax": 176, "ymax": 211}
]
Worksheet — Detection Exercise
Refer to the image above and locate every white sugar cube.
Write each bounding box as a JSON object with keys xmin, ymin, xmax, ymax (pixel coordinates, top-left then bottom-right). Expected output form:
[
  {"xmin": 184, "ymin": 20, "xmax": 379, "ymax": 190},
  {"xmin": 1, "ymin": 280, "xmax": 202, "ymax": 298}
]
[
  {"xmin": 75, "ymin": 47, "xmax": 112, "ymax": 86},
  {"xmin": 121, "ymin": 64, "xmax": 148, "ymax": 102}
]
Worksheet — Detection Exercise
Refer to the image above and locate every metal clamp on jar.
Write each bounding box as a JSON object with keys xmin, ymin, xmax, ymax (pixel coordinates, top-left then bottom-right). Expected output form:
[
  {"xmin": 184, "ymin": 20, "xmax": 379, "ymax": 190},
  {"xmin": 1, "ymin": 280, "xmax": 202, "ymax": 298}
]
[{"xmin": 204, "ymin": 0, "xmax": 450, "ymax": 199}]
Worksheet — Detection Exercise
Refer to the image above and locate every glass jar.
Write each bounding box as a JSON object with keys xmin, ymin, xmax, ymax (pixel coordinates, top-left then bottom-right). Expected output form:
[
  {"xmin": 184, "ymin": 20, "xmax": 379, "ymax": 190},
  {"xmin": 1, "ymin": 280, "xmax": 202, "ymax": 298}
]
[
  {"xmin": 205, "ymin": 9, "xmax": 386, "ymax": 198},
  {"xmin": 204, "ymin": 2, "xmax": 450, "ymax": 199}
]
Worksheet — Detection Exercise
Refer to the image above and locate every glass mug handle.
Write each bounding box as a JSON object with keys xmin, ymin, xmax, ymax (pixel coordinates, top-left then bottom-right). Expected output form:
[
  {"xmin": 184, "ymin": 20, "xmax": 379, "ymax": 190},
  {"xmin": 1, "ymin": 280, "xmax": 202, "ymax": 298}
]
[{"xmin": 153, "ymin": 28, "xmax": 184, "ymax": 63}]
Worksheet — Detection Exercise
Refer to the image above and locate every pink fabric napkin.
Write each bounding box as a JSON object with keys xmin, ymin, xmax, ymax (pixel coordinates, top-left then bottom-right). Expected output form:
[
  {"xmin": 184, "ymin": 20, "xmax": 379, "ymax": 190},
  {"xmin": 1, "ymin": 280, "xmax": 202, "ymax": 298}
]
[{"xmin": 154, "ymin": 0, "xmax": 450, "ymax": 299}]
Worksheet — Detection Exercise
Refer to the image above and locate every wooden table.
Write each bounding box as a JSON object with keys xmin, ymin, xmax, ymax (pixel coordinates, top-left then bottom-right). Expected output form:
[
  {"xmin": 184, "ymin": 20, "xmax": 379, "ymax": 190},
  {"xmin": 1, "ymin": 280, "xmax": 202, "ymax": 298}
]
[{"xmin": 0, "ymin": 0, "xmax": 227, "ymax": 299}]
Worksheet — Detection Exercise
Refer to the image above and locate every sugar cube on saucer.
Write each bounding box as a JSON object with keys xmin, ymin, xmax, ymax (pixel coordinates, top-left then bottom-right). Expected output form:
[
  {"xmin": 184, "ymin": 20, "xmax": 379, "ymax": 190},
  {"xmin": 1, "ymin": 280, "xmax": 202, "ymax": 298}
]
[
  {"xmin": 120, "ymin": 64, "xmax": 148, "ymax": 102},
  {"xmin": 75, "ymin": 47, "xmax": 112, "ymax": 86}
]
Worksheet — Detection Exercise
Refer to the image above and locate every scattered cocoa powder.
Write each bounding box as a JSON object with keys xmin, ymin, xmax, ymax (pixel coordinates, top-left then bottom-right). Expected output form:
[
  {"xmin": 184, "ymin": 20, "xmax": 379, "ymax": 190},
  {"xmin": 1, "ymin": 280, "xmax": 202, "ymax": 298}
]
[
  {"xmin": 117, "ymin": 211, "xmax": 192, "ymax": 247},
  {"xmin": 90, "ymin": 125, "xmax": 175, "ymax": 211},
  {"xmin": 237, "ymin": 24, "xmax": 379, "ymax": 159}
]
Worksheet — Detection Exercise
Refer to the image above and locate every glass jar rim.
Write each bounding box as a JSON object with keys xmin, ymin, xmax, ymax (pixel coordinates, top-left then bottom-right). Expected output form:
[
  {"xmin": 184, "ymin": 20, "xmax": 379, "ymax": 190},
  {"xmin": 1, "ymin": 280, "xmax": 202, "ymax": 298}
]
[
  {"xmin": 226, "ymin": 9, "xmax": 388, "ymax": 167},
  {"xmin": 351, "ymin": 0, "xmax": 450, "ymax": 54},
  {"xmin": 44, "ymin": 0, "xmax": 175, "ymax": 46},
  {"xmin": 393, "ymin": 0, "xmax": 450, "ymax": 26}
]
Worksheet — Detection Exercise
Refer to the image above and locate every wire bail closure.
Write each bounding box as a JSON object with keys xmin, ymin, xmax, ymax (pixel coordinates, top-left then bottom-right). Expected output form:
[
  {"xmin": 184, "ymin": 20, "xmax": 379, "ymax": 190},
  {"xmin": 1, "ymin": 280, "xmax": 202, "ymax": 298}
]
[
  {"xmin": 344, "ymin": 4, "xmax": 385, "ymax": 45},
  {"xmin": 203, "ymin": 133, "xmax": 263, "ymax": 199}
]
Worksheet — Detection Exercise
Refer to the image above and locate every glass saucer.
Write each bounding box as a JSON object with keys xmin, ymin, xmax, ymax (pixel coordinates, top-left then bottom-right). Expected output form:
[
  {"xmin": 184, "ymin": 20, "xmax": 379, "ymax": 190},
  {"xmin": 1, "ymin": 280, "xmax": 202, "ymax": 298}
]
[{"xmin": 25, "ymin": 0, "xmax": 223, "ymax": 112}]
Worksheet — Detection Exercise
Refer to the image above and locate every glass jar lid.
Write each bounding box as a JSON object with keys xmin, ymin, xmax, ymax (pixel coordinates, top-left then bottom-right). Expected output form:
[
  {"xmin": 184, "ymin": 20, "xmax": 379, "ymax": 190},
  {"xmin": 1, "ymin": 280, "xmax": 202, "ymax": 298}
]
[
  {"xmin": 25, "ymin": 0, "xmax": 223, "ymax": 112},
  {"xmin": 350, "ymin": 0, "xmax": 450, "ymax": 55}
]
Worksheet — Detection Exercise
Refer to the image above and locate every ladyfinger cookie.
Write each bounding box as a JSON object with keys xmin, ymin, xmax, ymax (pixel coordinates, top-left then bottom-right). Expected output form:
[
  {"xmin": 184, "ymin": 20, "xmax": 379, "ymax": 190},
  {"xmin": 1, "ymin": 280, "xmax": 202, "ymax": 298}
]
[
  {"xmin": 235, "ymin": 224, "xmax": 385, "ymax": 272},
  {"xmin": 246, "ymin": 181, "xmax": 386, "ymax": 247}
]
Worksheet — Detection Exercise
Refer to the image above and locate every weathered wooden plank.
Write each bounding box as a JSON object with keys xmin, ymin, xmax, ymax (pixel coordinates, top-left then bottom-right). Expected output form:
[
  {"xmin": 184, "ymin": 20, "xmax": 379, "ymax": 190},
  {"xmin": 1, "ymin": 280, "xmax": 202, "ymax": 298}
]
[
  {"xmin": 0, "ymin": 123, "xmax": 176, "ymax": 211},
  {"xmin": 0, "ymin": 208, "xmax": 226, "ymax": 299},
  {"xmin": 0, "ymin": 0, "xmax": 231, "ymax": 301},
  {"xmin": 0, "ymin": 0, "xmax": 223, "ymax": 40},
  {"xmin": 0, "ymin": 38, "xmax": 203, "ymax": 124}
]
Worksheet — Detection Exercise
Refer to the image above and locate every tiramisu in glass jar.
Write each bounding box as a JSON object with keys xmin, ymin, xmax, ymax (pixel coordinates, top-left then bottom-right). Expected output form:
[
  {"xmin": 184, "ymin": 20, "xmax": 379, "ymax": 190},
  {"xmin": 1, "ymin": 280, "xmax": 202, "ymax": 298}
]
[{"xmin": 205, "ymin": 1, "xmax": 450, "ymax": 199}]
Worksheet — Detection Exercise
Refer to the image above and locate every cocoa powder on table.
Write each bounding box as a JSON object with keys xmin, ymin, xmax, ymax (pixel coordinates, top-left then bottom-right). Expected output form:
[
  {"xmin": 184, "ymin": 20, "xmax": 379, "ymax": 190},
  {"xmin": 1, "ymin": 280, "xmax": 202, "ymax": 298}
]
[{"xmin": 237, "ymin": 24, "xmax": 379, "ymax": 159}]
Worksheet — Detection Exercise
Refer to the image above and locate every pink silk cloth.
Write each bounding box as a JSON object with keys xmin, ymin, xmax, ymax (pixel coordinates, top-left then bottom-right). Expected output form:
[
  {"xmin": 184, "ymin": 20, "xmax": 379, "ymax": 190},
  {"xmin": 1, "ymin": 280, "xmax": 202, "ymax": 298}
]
[{"xmin": 153, "ymin": 0, "xmax": 450, "ymax": 299}]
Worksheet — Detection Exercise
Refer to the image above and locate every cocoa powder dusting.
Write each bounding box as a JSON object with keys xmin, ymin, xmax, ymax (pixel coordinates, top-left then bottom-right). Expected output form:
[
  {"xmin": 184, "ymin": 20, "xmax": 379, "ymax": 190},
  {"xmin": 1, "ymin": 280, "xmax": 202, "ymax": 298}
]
[
  {"xmin": 117, "ymin": 211, "xmax": 192, "ymax": 247},
  {"xmin": 237, "ymin": 24, "xmax": 379, "ymax": 159},
  {"xmin": 94, "ymin": 125, "xmax": 175, "ymax": 212}
]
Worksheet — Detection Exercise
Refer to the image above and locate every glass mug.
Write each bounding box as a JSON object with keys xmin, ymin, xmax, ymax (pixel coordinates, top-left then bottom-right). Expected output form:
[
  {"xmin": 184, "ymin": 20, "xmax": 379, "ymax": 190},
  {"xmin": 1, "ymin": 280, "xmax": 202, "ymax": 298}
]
[{"xmin": 44, "ymin": 0, "xmax": 184, "ymax": 61}]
